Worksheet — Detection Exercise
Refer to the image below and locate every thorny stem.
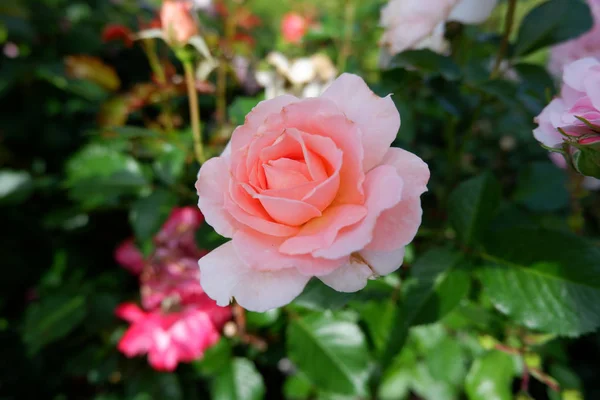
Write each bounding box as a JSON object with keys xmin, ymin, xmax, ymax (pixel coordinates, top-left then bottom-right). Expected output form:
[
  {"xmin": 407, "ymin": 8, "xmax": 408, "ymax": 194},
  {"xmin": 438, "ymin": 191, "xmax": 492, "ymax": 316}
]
[
  {"xmin": 183, "ymin": 60, "xmax": 206, "ymax": 164},
  {"xmin": 233, "ymin": 303, "xmax": 267, "ymax": 351},
  {"xmin": 142, "ymin": 39, "xmax": 175, "ymax": 131},
  {"xmin": 491, "ymin": 0, "xmax": 517, "ymax": 78},
  {"xmin": 337, "ymin": 0, "xmax": 356, "ymax": 72}
]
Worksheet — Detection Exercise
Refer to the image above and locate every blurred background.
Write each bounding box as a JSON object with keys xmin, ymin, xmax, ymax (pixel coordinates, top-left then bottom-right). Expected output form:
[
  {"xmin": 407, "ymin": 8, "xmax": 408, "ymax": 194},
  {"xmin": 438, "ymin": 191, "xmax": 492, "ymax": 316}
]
[{"xmin": 2, "ymin": 0, "xmax": 600, "ymax": 399}]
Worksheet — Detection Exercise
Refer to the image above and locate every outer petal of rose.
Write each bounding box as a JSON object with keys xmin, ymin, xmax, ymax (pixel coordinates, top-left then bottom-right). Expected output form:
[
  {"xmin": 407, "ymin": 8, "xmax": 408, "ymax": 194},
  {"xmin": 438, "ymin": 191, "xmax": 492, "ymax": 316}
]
[
  {"xmin": 230, "ymin": 95, "xmax": 298, "ymax": 154},
  {"xmin": 199, "ymin": 241, "xmax": 311, "ymax": 312},
  {"xmin": 319, "ymin": 257, "xmax": 372, "ymax": 292},
  {"xmin": 322, "ymin": 74, "xmax": 401, "ymax": 171},
  {"xmin": 233, "ymin": 230, "xmax": 346, "ymax": 276},
  {"xmin": 583, "ymin": 71, "xmax": 600, "ymax": 111},
  {"xmin": 533, "ymin": 99, "xmax": 567, "ymax": 148},
  {"xmin": 312, "ymin": 165, "xmax": 404, "ymax": 260},
  {"xmin": 378, "ymin": 148, "xmax": 430, "ymax": 199},
  {"xmin": 118, "ymin": 324, "xmax": 153, "ymax": 357},
  {"xmin": 366, "ymin": 196, "xmax": 423, "ymax": 252},
  {"xmin": 279, "ymin": 204, "xmax": 368, "ymax": 255},
  {"xmin": 196, "ymin": 156, "xmax": 239, "ymax": 238},
  {"xmin": 360, "ymin": 245, "xmax": 406, "ymax": 276},
  {"xmin": 448, "ymin": 0, "xmax": 498, "ymax": 24},
  {"xmin": 563, "ymin": 57, "xmax": 598, "ymax": 92}
]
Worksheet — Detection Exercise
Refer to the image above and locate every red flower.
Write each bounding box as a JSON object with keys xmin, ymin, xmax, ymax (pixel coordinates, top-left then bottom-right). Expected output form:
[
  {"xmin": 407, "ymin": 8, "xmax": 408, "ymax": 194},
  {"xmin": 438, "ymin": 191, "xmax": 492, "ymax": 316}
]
[
  {"xmin": 102, "ymin": 24, "xmax": 134, "ymax": 47},
  {"xmin": 281, "ymin": 12, "xmax": 308, "ymax": 44}
]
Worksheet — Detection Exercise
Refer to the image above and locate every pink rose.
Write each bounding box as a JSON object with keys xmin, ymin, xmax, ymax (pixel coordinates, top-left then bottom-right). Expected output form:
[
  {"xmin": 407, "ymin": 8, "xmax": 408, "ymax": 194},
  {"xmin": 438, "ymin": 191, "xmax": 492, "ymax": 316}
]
[
  {"xmin": 550, "ymin": 0, "xmax": 600, "ymax": 76},
  {"xmin": 160, "ymin": 0, "xmax": 199, "ymax": 46},
  {"xmin": 114, "ymin": 239, "xmax": 145, "ymax": 275},
  {"xmin": 534, "ymin": 58, "xmax": 600, "ymax": 148},
  {"xmin": 116, "ymin": 302, "xmax": 229, "ymax": 371},
  {"xmin": 379, "ymin": 0, "xmax": 498, "ymax": 56},
  {"xmin": 281, "ymin": 12, "xmax": 308, "ymax": 44},
  {"xmin": 196, "ymin": 73, "xmax": 430, "ymax": 312}
]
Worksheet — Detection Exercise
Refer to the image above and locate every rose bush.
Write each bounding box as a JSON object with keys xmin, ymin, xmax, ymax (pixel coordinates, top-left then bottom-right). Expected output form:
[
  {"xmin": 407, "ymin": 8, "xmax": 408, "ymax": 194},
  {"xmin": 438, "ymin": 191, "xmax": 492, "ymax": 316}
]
[{"xmin": 196, "ymin": 73, "xmax": 429, "ymax": 311}]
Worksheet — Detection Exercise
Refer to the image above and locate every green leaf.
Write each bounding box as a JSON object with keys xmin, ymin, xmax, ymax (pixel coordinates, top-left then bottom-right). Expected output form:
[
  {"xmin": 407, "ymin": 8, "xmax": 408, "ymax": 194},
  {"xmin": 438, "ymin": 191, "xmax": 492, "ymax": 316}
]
[
  {"xmin": 193, "ymin": 338, "xmax": 232, "ymax": 376},
  {"xmin": 514, "ymin": 0, "xmax": 593, "ymax": 56},
  {"xmin": 514, "ymin": 162, "xmax": 569, "ymax": 212},
  {"xmin": 129, "ymin": 189, "xmax": 178, "ymax": 243},
  {"xmin": 448, "ymin": 172, "xmax": 501, "ymax": 247},
  {"xmin": 246, "ymin": 308, "xmax": 281, "ymax": 329},
  {"xmin": 292, "ymin": 279, "xmax": 355, "ymax": 311},
  {"xmin": 65, "ymin": 144, "xmax": 149, "ymax": 209},
  {"xmin": 153, "ymin": 145, "xmax": 186, "ymax": 186},
  {"xmin": 382, "ymin": 249, "xmax": 470, "ymax": 368},
  {"xmin": 0, "ymin": 169, "xmax": 33, "ymax": 205},
  {"xmin": 480, "ymin": 227, "xmax": 600, "ymax": 336},
  {"xmin": 23, "ymin": 295, "xmax": 86, "ymax": 355},
  {"xmin": 283, "ymin": 373, "xmax": 313, "ymax": 400},
  {"xmin": 391, "ymin": 49, "xmax": 461, "ymax": 81},
  {"xmin": 465, "ymin": 351, "xmax": 517, "ymax": 400},
  {"xmin": 210, "ymin": 358, "xmax": 265, "ymax": 400},
  {"xmin": 287, "ymin": 312, "xmax": 370, "ymax": 396},
  {"xmin": 425, "ymin": 336, "xmax": 467, "ymax": 387}
]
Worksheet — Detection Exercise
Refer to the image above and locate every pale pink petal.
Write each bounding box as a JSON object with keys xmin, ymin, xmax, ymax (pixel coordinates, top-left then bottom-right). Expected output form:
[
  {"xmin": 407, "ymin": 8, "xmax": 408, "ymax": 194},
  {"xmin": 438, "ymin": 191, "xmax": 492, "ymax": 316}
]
[
  {"xmin": 232, "ymin": 230, "xmax": 346, "ymax": 276},
  {"xmin": 262, "ymin": 180, "xmax": 321, "ymax": 202},
  {"xmin": 319, "ymin": 257, "xmax": 372, "ymax": 292},
  {"xmin": 563, "ymin": 57, "xmax": 598, "ymax": 92},
  {"xmin": 312, "ymin": 165, "xmax": 404, "ymax": 259},
  {"xmin": 255, "ymin": 193, "xmax": 322, "ymax": 226},
  {"xmin": 533, "ymin": 98, "xmax": 567, "ymax": 148},
  {"xmin": 268, "ymin": 158, "xmax": 311, "ymax": 179},
  {"xmin": 263, "ymin": 163, "xmax": 310, "ymax": 190},
  {"xmin": 448, "ymin": 0, "xmax": 498, "ymax": 24},
  {"xmin": 367, "ymin": 196, "xmax": 423, "ymax": 252},
  {"xmin": 322, "ymin": 73, "xmax": 401, "ymax": 171},
  {"xmin": 199, "ymin": 241, "xmax": 311, "ymax": 311},
  {"xmin": 196, "ymin": 156, "xmax": 239, "ymax": 238},
  {"xmin": 378, "ymin": 147, "xmax": 430, "ymax": 199},
  {"xmin": 230, "ymin": 95, "xmax": 298, "ymax": 154},
  {"xmin": 279, "ymin": 204, "xmax": 368, "ymax": 255},
  {"xmin": 583, "ymin": 70, "xmax": 600, "ymax": 111},
  {"xmin": 360, "ymin": 245, "xmax": 406, "ymax": 276}
]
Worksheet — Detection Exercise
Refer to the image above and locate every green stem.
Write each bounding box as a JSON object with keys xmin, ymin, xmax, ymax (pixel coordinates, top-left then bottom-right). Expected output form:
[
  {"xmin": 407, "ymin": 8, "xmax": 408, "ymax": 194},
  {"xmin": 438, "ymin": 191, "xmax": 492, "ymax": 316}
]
[
  {"xmin": 491, "ymin": 0, "xmax": 517, "ymax": 78},
  {"xmin": 183, "ymin": 60, "xmax": 206, "ymax": 164},
  {"xmin": 337, "ymin": 0, "xmax": 356, "ymax": 72},
  {"xmin": 142, "ymin": 40, "xmax": 175, "ymax": 132}
]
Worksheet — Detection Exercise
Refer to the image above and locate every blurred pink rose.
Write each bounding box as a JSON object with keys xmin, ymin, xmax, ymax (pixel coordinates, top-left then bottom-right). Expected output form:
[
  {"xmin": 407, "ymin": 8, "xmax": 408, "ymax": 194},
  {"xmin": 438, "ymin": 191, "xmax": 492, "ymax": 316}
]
[
  {"xmin": 550, "ymin": 0, "xmax": 600, "ymax": 76},
  {"xmin": 160, "ymin": 0, "xmax": 199, "ymax": 45},
  {"xmin": 114, "ymin": 239, "xmax": 145, "ymax": 275},
  {"xmin": 116, "ymin": 302, "xmax": 229, "ymax": 371},
  {"xmin": 281, "ymin": 12, "xmax": 308, "ymax": 44},
  {"xmin": 379, "ymin": 0, "xmax": 498, "ymax": 55},
  {"xmin": 196, "ymin": 73, "xmax": 430, "ymax": 312},
  {"xmin": 534, "ymin": 58, "xmax": 600, "ymax": 148}
]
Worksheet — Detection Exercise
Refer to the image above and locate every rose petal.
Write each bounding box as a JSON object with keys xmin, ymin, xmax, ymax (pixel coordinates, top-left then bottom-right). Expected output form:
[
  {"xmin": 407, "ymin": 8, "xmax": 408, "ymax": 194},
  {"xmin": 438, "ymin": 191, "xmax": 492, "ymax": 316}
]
[
  {"xmin": 280, "ymin": 98, "xmax": 365, "ymax": 204},
  {"xmin": 360, "ymin": 245, "xmax": 406, "ymax": 276},
  {"xmin": 366, "ymin": 196, "xmax": 423, "ymax": 252},
  {"xmin": 312, "ymin": 165, "xmax": 404, "ymax": 259},
  {"xmin": 563, "ymin": 57, "xmax": 598, "ymax": 92},
  {"xmin": 322, "ymin": 73, "xmax": 401, "ymax": 171},
  {"xmin": 263, "ymin": 163, "xmax": 310, "ymax": 190},
  {"xmin": 319, "ymin": 256, "xmax": 372, "ymax": 292},
  {"xmin": 378, "ymin": 147, "xmax": 430, "ymax": 199},
  {"xmin": 448, "ymin": 0, "xmax": 498, "ymax": 24},
  {"xmin": 199, "ymin": 241, "xmax": 311, "ymax": 312},
  {"xmin": 233, "ymin": 230, "xmax": 346, "ymax": 276},
  {"xmin": 231, "ymin": 95, "xmax": 298, "ymax": 155},
  {"xmin": 225, "ymin": 193, "xmax": 300, "ymax": 237},
  {"xmin": 196, "ymin": 156, "xmax": 239, "ymax": 238},
  {"xmin": 279, "ymin": 204, "xmax": 368, "ymax": 255}
]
